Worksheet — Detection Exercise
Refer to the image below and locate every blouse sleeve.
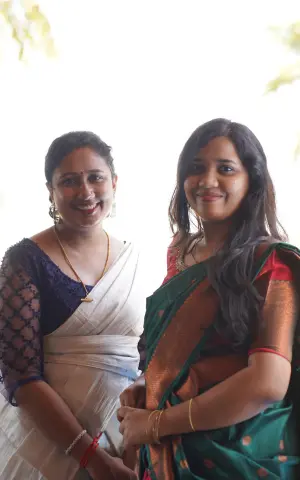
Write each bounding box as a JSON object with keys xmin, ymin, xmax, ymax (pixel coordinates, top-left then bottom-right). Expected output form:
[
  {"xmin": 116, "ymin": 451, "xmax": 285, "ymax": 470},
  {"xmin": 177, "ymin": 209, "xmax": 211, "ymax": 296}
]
[
  {"xmin": 162, "ymin": 244, "xmax": 179, "ymax": 284},
  {"xmin": 0, "ymin": 250, "xmax": 43, "ymax": 405},
  {"xmin": 249, "ymin": 250, "xmax": 298, "ymax": 362}
]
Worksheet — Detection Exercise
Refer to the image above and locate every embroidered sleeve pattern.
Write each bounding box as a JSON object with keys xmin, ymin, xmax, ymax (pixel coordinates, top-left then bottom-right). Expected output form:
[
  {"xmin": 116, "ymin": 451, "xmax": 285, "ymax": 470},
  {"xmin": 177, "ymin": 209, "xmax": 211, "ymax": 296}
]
[{"xmin": 0, "ymin": 254, "xmax": 43, "ymax": 404}]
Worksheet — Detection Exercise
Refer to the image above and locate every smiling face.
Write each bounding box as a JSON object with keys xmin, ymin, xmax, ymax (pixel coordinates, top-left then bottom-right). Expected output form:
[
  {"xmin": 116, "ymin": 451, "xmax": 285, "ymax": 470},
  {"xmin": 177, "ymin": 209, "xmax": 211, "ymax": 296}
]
[
  {"xmin": 183, "ymin": 136, "xmax": 249, "ymax": 223},
  {"xmin": 48, "ymin": 147, "xmax": 117, "ymax": 231}
]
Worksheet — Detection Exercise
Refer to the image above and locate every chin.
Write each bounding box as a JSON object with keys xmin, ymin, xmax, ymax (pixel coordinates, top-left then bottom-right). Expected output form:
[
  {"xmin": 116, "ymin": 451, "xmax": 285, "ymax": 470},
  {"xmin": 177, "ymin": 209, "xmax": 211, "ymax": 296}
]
[
  {"xmin": 201, "ymin": 217, "xmax": 229, "ymax": 224},
  {"xmin": 63, "ymin": 215, "xmax": 105, "ymax": 231},
  {"xmin": 196, "ymin": 210, "xmax": 230, "ymax": 223}
]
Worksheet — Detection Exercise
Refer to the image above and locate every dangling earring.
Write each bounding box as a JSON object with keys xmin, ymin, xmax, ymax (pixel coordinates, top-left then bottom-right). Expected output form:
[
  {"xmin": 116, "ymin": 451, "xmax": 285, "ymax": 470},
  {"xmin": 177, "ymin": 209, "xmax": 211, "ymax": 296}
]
[
  {"xmin": 111, "ymin": 198, "xmax": 116, "ymax": 217},
  {"xmin": 110, "ymin": 191, "xmax": 117, "ymax": 218},
  {"xmin": 49, "ymin": 201, "xmax": 61, "ymax": 224}
]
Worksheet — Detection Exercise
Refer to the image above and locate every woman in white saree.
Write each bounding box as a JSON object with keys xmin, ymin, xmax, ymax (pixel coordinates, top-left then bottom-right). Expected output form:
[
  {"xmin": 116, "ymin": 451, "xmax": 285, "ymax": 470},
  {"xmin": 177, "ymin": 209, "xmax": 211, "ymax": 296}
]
[{"xmin": 0, "ymin": 132, "xmax": 144, "ymax": 479}]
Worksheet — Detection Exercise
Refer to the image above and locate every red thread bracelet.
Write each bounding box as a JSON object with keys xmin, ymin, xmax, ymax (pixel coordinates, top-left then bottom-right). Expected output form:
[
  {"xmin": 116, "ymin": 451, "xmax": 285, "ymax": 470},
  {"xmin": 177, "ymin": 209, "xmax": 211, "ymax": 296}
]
[
  {"xmin": 80, "ymin": 432, "xmax": 103, "ymax": 468},
  {"xmin": 248, "ymin": 348, "xmax": 289, "ymax": 362}
]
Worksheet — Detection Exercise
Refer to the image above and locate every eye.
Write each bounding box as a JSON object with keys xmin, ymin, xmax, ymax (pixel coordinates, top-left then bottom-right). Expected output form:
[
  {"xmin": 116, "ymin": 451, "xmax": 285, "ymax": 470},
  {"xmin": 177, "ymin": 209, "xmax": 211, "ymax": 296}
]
[
  {"xmin": 61, "ymin": 177, "xmax": 78, "ymax": 187},
  {"xmin": 219, "ymin": 165, "xmax": 234, "ymax": 173},
  {"xmin": 88, "ymin": 173, "xmax": 105, "ymax": 183}
]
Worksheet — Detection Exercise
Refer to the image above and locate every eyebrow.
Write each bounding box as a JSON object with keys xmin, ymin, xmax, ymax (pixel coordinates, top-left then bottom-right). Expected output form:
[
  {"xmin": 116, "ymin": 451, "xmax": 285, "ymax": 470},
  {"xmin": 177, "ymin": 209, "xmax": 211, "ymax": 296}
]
[
  {"xmin": 193, "ymin": 158, "xmax": 236, "ymax": 165},
  {"xmin": 59, "ymin": 169, "xmax": 104, "ymax": 179}
]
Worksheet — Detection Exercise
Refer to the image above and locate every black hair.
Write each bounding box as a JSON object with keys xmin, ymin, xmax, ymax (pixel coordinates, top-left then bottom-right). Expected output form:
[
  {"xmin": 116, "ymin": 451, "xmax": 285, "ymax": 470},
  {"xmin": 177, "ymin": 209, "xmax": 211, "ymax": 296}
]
[
  {"xmin": 169, "ymin": 118, "xmax": 286, "ymax": 346},
  {"xmin": 45, "ymin": 131, "xmax": 115, "ymax": 183}
]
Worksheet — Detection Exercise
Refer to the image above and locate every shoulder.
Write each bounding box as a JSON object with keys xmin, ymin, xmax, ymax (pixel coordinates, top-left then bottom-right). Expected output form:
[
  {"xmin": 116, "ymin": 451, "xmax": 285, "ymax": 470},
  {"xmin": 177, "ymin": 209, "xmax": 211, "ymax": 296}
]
[
  {"xmin": 166, "ymin": 234, "xmax": 195, "ymax": 264},
  {"xmin": 30, "ymin": 227, "xmax": 55, "ymax": 251},
  {"xmin": 162, "ymin": 237, "xmax": 182, "ymax": 283},
  {"xmin": 256, "ymin": 241, "xmax": 300, "ymax": 282},
  {"xmin": 166, "ymin": 236, "xmax": 180, "ymax": 266},
  {"xmin": 108, "ymin": 235, "xmax": 128, "ymax": 252},
  {"xmin": 2, "ymin": 238, "xmax": 39, "ymax": 267},
  {"xmin": 1, "ymin": 231, "xmax": 51, "ymax": 281}
]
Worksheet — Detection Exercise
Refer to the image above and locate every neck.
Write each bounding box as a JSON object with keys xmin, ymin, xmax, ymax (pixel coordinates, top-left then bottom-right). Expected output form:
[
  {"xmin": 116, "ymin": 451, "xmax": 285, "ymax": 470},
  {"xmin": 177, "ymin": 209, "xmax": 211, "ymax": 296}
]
[
  {"xmin": 54, "ymin": 222, "xmax": 106, "ymax": 249},
  {"xmin": 201, "ymin": 221, "xmax": 230, "ymax": 250}
]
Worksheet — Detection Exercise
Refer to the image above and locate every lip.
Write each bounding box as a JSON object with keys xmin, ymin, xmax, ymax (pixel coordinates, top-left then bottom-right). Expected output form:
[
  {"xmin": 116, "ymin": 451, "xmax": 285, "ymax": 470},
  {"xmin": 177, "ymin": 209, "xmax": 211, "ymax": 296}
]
[
  {"xmin": 73, "ymin": 202, "xmax": 100, "ymax": 214},
  {"xmin": 197, "ymin": 194, "xmax": 223, "ymax": 202}
]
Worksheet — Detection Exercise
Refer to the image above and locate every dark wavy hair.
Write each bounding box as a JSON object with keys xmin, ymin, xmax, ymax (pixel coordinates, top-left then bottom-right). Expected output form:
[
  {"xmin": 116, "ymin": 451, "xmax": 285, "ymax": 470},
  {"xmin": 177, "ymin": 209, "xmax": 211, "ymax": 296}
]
[
  {"xmin": 169, "ymin": 118, "xmax": 286, "ymax": 346},
  {"xmin": 45, "ymin": 131, "xmax": 116, "ymax": 183}
]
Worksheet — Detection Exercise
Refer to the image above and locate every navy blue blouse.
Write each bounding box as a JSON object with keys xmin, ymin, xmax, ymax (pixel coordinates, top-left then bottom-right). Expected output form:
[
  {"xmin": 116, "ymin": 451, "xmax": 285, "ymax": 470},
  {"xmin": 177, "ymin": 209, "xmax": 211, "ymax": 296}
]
[{"xmin": 0, "ymin": 239, "xmax": 93, "ymax": 404}]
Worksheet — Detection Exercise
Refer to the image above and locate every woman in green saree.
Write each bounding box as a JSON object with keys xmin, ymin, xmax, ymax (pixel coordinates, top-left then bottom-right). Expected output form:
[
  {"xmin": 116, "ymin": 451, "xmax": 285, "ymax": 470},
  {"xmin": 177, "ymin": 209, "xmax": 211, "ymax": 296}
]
[{"xmin": 118, "ymin": 118, "xmax": 300, "ymax": 479}]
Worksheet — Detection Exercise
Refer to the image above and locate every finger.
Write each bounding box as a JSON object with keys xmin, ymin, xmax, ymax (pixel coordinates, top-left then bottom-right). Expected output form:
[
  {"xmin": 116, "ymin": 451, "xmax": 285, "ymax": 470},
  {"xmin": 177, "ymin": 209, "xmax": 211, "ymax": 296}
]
[
  {"xmin": 117, "ymin": 411, "xmax": 123, "ymax": 422},
  {"xmin": 119, "ymin": 392, "xmax": 128, "ymax": 406},
  {"xmin": 121, "ymin": 393, "xmax": 135, "ymax": 408},
  {"xmin": 117, "ymin": 407, "xmax": 125, "ymax": 420},
  {"xmin": 119, "ymin": 421, "xmax": 125, "ymax": 435},
  {"xmin": 136, "ymin": 398, "xmax": 145, "ymax": 409},
  {"xmin": 118, "ymin": 406, "xmax": 132, "ymax": 418}
]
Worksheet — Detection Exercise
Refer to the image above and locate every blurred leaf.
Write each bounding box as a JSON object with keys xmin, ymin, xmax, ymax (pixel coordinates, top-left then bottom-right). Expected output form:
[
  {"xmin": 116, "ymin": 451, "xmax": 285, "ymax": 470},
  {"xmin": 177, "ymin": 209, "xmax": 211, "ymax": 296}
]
[
  {"xmin": 0, "ymin": 0, "xmax": 56, "ymax": 61},
  {"xmin": 269, "ymin": 22, "xmax": 300, "ymax": 54},
  {"xmin": 267, "ymin": 20, "xmax": 300, "ymax": 161},
  {"xmin": 294, "ymin": 135, "xmax": 300, "ymax": 160},
  {"xmin": 266, "ymin": 61, "xmax": 300, "ymax": 93}
]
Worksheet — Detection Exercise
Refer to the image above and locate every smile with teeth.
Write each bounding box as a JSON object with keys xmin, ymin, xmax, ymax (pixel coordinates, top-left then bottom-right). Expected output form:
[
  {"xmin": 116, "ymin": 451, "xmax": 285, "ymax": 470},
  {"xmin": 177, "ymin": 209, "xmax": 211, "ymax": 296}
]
[
  {"xmin": 77, "ymin": 204, "xmax": 97, "ymax": 210},
  {"xmin": 75, "ymin": 203, "xmax": 99, "ymax": 212}
]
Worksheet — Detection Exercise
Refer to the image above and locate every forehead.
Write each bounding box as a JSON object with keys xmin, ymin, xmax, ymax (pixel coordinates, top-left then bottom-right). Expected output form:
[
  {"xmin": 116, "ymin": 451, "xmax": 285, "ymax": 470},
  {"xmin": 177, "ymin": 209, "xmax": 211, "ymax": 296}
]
[
  {"xmin": 55, "ymin": 147, "xmax": 109, "ymax": 174},
  {"xmin": 196, "ymin": 136, "xmax": 241, "ymax": 163}
]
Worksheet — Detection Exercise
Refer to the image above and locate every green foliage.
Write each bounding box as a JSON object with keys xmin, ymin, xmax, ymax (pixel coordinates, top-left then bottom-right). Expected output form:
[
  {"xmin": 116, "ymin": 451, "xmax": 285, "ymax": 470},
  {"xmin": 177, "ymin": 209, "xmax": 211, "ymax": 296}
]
[
  {"xmin": 0, "ymin": 0, "xmax": 55, "ymax": 60},
  {"xmin": 266, "ymin": 21, "xmax": 300, "ymax": 159},
  {"xmin": 266, "ymin": 22, "xmax": 300, "ymax": 93},
  {"xmin": 266, "ymin": 62, "xmax": 300, "ymax": 93}
]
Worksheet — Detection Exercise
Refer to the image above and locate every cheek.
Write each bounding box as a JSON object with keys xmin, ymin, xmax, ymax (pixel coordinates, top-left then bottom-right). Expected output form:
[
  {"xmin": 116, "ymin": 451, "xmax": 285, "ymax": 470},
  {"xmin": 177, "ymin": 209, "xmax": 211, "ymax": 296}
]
[
  {"xmin": 227, "ymin": 176, "xmax": 249, "ymax": 200},
  {"xmin": 183, "ymin": 177, "xmax": 197, "ymax": 198},
  {"xmin": 54, "ymin": 188, "xmax": 74, "ymax": 205}
]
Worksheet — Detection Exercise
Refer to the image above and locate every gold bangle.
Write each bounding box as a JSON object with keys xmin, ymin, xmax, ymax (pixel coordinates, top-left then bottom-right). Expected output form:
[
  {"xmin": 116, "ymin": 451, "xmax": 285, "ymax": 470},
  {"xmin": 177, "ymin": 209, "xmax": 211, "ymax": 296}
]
[
  {"xmin": 189, "ymin": 398, "xmax": 196, "ymax": 432},
  {"xmin": 146, "ymin": 410, "xmax": 159, "ymax": 436},
  {"xmin": 153, "ymin": 410, "xmax": 164, "ymax": 444}
]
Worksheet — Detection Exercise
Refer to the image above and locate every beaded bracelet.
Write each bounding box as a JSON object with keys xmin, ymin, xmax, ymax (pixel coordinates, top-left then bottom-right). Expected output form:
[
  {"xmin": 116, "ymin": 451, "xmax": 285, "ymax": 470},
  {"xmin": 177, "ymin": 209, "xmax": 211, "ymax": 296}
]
[{"xmin": 65, "ymin": 430, "xmax": 87, "ymax": 456}]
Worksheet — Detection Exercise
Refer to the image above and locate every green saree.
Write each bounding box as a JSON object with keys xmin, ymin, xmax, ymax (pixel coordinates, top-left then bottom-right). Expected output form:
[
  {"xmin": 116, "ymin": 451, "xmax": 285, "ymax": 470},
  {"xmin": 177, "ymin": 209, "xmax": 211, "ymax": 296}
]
[{"xmin": 140, "ymin": 243, "xmax": 300, "ymax": 479}]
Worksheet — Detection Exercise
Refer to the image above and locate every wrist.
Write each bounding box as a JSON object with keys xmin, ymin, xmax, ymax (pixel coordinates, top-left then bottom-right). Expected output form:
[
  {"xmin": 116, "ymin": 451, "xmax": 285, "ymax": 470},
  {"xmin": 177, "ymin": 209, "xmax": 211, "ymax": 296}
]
[
  {"xmin": 70, "ymin": 433, "xmax": 93, "ymax": 463},
  {"xmin": 159, "ymin": 408, "xmax": 172, "ymax": 438},
  {"xmin": 86, "ymin": 448, "xmax": 112, "ymax": 475},
  {"xmin": 159, "ymin": 402, "xmax": 192, "ymax": 438},
  {"xmin": 79, "ymin": 432, "xmax": 103, "ymax": 469}
]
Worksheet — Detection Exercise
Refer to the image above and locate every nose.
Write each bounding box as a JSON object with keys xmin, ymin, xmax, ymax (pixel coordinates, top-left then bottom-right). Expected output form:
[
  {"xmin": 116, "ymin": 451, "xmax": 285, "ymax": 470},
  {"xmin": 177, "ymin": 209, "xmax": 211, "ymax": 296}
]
[
  {"xmin": 198, "ymin": 167, "xmax": 219, "ymax": 188},
  {"xmin": 77, "ymin": 180, "xmax": 95, "ymax": 200}
]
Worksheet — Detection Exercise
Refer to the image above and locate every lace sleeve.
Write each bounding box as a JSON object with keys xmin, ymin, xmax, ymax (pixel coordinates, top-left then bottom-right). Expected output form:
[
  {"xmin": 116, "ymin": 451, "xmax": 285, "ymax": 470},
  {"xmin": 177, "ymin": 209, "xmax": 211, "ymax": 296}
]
[{"xmin": 0, "ymin": 251, "xmax": 43, "ymax": 405}]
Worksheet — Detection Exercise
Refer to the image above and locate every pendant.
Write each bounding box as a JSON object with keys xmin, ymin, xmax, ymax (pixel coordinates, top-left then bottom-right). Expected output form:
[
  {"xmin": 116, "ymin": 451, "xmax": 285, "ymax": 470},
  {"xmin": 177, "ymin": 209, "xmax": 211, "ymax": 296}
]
[{"xmin": 81, "ymin": 297, "xmax": 93, "ymax": 303}]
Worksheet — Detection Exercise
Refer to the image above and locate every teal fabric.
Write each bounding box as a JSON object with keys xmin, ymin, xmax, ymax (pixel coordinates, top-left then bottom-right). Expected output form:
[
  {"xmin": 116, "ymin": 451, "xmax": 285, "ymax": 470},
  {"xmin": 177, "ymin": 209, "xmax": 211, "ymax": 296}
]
[{"xmin": 140, "ymin": 243, "xmax": 300, "ymax": 479}]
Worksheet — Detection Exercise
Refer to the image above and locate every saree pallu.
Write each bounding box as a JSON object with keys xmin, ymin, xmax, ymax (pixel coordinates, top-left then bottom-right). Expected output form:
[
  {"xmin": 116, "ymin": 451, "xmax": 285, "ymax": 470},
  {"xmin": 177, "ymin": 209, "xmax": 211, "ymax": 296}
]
[
  {"xmin": 140, "ymin": 242, "xmax": 300, "ymax": 480},
  {"xmin": 0, "ymin": 242, "xmax": 145, "ymax": 480}
]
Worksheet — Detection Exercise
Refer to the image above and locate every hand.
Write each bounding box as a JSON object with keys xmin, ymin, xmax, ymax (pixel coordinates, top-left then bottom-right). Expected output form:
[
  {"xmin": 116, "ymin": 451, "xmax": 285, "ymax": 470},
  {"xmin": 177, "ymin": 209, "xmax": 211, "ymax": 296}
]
[
  {"xmin": 118, "ymin": 406, "xmax": 155, "ymax": 449},
  {"xmin": 87, "ymin": 448, "xmax": 137, "ymax": 480},
  {"xmin": 120, "ymin": 375, "xmax": 146, "ymax": 409},
  {"xmin": 123, "ymin": 446, "xmax": 139, "ymax": 470}
]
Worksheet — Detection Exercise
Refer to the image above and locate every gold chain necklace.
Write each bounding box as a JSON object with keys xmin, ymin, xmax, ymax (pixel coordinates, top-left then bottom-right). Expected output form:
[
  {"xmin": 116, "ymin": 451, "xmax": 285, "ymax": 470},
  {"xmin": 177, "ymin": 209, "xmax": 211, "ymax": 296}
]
[{"xmin": 53, "ymin": 226, "xmax": 110, "ymax": 303}]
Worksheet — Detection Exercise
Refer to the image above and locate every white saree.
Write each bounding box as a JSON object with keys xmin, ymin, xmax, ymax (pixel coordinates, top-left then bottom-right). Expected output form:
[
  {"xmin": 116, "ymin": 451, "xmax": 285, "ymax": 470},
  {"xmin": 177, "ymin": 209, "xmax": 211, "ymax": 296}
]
[{"xmin": 0, "ymin": 242, "xmax": 145, "ymax": 479}]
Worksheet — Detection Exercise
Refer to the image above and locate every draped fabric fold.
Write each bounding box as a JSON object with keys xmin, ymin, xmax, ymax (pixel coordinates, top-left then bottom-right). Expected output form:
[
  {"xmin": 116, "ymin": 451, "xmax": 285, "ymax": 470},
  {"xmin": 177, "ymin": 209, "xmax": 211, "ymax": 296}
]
[{"xmin": 0, "ymin": 242, "xmax": 145, "ymax": 480}]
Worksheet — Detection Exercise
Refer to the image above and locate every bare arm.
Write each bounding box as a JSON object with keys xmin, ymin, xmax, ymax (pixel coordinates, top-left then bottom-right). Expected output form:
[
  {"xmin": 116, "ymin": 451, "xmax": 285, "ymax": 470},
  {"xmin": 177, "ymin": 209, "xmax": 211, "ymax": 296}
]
[
  {"xmin": 0, "ymin": 259, "xmax": 105, "ymax": 470},
  {"xmin": 161, "ymin": 266, "xmax": 298, "ymax": 435},
  {"xmin": 15, "ymin": 381, "xmax": 93, "ymax": 460},
  {"xmin": 119, "ymin": 266, "xmax": 298, "ymax": 448},
  {"xmin": 159, "ymin": 351, "xmax": 291, "ymax": 436},
  {"xmin": 17, "ymin": 381, "xmax": 137, "ymax": 479}
]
